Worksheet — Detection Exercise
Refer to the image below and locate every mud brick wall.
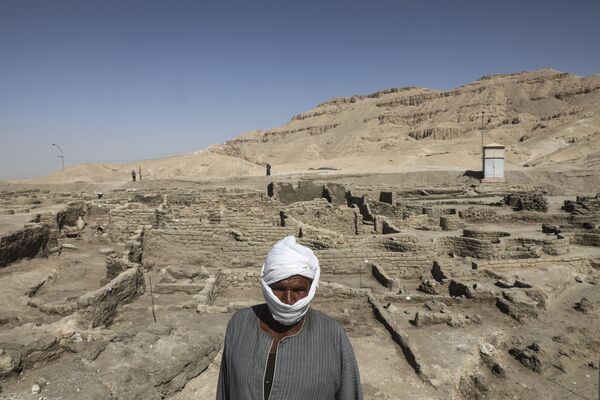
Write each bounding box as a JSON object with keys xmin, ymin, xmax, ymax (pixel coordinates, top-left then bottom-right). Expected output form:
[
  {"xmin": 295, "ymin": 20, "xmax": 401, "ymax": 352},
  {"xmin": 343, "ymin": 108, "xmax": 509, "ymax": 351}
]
[
  {"xmin": 39, "ymin": 213, "xmax": 59, "ymax": 229},
  {"xmin": 376, "ymin": 235, "xmax": 421, "ymax": 252},
  {"xmin": 463, "ymin": 229, "xmax": 510, "ymax": 240},
  {"xmin": 504, "ymin": 193, "xmax": 548, "ymax": 212},
  {"xmin": 218, "ymin": 269, "xmax": 260, "ymax": 290},
  {"xmin": 56, "ymin": 201, "xmax": 88, "ymax": 229},
  {"xmin": 129, "ymin": 193, "xmax": 164, "ymax": 207},
  {"xmin": 378, "ymin": 191, "xmax": 396, "ymax": 205},
  {"xmin": 367, "ymin": 200, "xmax": 409, "ymax": 220},
  {"xmin": 317, "ymin": 281, "xmax": 367, "ymax": 299},
  {"xmin": 398, "ymin": 213, "xmax": 438, "ymax": 229},
  {"xmin": 143, "ymin": 224, "xmax": 297, "ymax": 269},
  {"xmin": 168, "ymin": 191, "xmax": 270, "ymax": 218},
  {"xmin": 505, "ymin": 237, "xmax": 569, "ymax": 256},
  {"xmin": 541, "ymin": 238, "xmax": 570, "ymax": 256},
  {"xmin": 275, "ymin": 181, "xmax": 324, "ymax": 205},
  {"xmin": 375, "ymin": 216, "xmax": 402, "ymax": 234},
  {"xmin": 500, "ymin": 243, "xmax": 543, "ymax": 259},
  {"xmin": 404, "ymin": 204, "xmax": 424, "ymax": 215},
  {"xmin": 197, "ymin": 274, "xmax": 221, "ymax": 305},
  {"xmin": 371, "ymin": 262, "xmax": 394, "ymax": 289},
  {"xmin": 322, "ymin": 183, "xmax": 347, "ymax": 205},
  {"xmin": 422, "ymin": 207, "xmax": 456, "ymax": 218},
  {"xmin": 314, "ymin": 248, "xmax": 434, "ymax": 278},
  {"xmin": 563, "ymin": 195, "xmax": 600, "ymax": 214},
  {"xmin": 155, "ymin": 204, "xmax": 173, "ymax": 228},
  {"xmin": 496, "ymin": 212, "xmax": 573, "ymax": 225},
  {"xmin": 161, "ymin": 214, "xmax": 295, "ymax": 239},
  {"xmin": 109, "ymin": 206, "xmax": 158, "ymax": 241},
  {"xmin": 347, "ymin": 193, "xmax": 374, "ymax": 222},
  {"xmin": 436, "ymin": 236, "xmax": 503, "ymax": 259},
  {"xmin": 439, "ymin": 215, "xmax": 467, "ymax": 231},
  {"xmin": 143, "ymin": 229, "xmax": 269, "ymax": 268},
  {"xmin": 285, "ymin": 199, "xmax": 359, "ymax": 236},
  {"xmin": 569, "ymin": 232, "xmax": 600, "ymax": 247},
  {"xmin": 458, "ymin": 207, "xmax": 498, "ymax": 221},
  {"xmin": 0, "ymin": 225, "xmax": 51, "ymax": 268},
  {"xmin": 193, "ymin": 269, "xmax": 369, "ymax": 300},
  {"xmin": 77, "ymin": 266, "xmax": 145, "ymax": 328},
  {"xmin": 474, "ymin": 256, "xmax": 589, "ymax": 270},
  {"xmin": 86, "ymin": 203, "xmax": 113, "ymax": 219},
  {"xmin": 57, "ymin": 201, "xmax": 87, "ymax": 224}
]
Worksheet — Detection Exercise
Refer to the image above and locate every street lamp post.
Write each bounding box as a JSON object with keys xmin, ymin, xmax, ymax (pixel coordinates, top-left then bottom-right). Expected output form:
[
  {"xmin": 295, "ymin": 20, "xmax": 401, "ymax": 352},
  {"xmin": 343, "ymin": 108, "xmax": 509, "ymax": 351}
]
[{"xmin": 52, "ymin": 143, "xmax": 64, "ymax": 172}]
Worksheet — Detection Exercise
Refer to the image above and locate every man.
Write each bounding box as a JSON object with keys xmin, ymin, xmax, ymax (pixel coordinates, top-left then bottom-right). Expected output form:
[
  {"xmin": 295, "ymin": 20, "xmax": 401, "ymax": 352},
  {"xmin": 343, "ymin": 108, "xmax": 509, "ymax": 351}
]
[{"xmin": 217, "ymin": 236, "xmax": 363, "ymax": 400}]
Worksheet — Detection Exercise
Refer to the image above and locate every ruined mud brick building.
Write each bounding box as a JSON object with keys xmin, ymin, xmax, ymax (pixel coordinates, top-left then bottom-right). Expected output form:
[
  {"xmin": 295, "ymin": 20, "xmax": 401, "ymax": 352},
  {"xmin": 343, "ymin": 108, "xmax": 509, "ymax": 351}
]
[{"xmin": 0, "ymin": 180, "xmax": 598, "ymax": 399}]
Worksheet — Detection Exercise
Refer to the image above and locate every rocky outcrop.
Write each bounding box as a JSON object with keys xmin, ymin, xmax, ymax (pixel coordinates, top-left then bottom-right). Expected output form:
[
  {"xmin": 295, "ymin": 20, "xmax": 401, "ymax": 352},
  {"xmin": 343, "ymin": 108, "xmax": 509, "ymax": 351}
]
[
  {"xmin": 408, "ymin": 127, "xmax": 467, "ymax": 141},
  {"xmin": 261, "ymin": 123, "xmax": 340, "ymax": 141}
]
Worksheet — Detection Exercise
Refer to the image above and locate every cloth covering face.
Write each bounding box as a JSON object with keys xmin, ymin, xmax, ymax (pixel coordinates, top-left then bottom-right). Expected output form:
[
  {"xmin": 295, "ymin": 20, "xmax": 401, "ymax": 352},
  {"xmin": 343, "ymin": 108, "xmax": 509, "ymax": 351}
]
[{"xmin": 260, "ymin": 236, "xmax": 320, "ymax": 325}]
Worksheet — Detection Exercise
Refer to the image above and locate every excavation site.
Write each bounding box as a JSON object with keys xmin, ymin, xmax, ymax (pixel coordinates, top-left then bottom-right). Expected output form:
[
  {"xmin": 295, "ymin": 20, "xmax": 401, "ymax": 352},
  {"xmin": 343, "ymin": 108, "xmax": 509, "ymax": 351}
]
[
  {"xmin": 4, "ymin": 0, "xmax": 600, "ymax": 398},
  {"xmin": 0, "ymin": 168, "xmax": 598, "ymax": 400}
]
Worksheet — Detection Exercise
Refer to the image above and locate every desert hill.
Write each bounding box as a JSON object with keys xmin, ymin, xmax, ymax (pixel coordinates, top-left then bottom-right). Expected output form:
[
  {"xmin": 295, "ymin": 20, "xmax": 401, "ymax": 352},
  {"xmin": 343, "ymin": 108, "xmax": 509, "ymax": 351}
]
[{"xmin": 33, "ymin": 68, "xmax": 600, "ymax": 183}]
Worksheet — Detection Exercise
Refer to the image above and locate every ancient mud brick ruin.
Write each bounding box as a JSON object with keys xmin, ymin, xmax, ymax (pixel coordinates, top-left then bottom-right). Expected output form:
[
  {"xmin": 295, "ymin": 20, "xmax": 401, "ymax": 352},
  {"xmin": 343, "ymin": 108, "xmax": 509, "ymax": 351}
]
[
  {"xmin": 0, "ymin": 180, "xmax": 598, "ymax": 399},
  {"xmin": 504, "ymin": 192, "xmax": 549, "ymax": 212}
]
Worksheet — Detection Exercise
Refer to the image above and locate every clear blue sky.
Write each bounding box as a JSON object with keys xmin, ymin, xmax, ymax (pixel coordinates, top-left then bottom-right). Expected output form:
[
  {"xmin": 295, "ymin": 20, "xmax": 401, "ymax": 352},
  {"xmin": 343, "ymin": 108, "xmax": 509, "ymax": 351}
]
[{"xmin": 1, "ymin": 0, "xmax": 599, "ymax": 179}]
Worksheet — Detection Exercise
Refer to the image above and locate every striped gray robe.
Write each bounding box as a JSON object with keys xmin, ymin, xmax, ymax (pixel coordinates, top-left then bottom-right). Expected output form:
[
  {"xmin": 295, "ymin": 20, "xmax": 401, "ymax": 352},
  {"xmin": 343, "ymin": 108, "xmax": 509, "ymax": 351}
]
[{"xmin": 216, "ymin": 304, "xmax": 363, "ymax": 400}]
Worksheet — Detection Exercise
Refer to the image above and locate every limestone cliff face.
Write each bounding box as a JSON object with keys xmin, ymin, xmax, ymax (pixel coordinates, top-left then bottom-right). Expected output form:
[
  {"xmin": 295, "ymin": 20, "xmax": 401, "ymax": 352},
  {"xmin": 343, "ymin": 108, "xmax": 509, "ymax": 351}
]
[
  {"xmin": 36, "ymin": 68, "xmax": 600, "ymax": 182},
  {"xmin": 218, "ymin": 68, "xmax": 600, "ymax": 171}
]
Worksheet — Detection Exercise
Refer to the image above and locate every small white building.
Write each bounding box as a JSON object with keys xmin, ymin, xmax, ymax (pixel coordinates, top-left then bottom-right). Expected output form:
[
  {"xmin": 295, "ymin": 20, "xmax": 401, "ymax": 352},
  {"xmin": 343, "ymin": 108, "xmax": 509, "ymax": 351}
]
[{"xmin": 482, "ymin": 143, "xmax": 505, "ymax": 182}]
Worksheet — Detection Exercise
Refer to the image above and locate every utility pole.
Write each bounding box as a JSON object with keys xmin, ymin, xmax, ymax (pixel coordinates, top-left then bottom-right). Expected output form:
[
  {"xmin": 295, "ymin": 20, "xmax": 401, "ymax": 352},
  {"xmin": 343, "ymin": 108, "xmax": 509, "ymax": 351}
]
[
  {"xmin": 481, "ymin": 111, "xmax": 485, "ymax": 150},
  {"xmin": 481, "ymin": 111, "xmax": 485, "ymax": 173},
  {"xmin": 52, "ymin": 143, "xmax": 64, "ymax": 172}
]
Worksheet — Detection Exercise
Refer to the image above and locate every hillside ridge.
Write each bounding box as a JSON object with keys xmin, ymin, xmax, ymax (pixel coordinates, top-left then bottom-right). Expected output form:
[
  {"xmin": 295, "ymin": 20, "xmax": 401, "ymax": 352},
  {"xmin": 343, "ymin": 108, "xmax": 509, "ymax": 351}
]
[{"xmin": 32, "ymin": 68, "xmax": 600, "ymax": 183}]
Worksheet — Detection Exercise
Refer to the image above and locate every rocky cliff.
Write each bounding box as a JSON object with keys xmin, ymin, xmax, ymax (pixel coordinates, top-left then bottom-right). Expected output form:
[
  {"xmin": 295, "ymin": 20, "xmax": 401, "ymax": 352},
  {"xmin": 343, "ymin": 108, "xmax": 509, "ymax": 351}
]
[
  {"xmin": 34, "ymin": 68, "xmax": 600, "ymax": 182},
  {"xmin": 216, "ymin": 68, "xmax": 600, "ymax": 172}
]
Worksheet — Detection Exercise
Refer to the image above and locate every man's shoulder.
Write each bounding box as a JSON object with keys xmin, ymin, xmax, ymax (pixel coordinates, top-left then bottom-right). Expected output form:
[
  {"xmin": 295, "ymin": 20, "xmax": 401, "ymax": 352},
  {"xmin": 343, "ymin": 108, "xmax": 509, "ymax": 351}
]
[
  {"xmin": 229, "ymin": 303, "xmax": 264, "ymax": 326},
  {"xmin": 307, "ymin": 308, "xmax": 345, "ymax": 333}
]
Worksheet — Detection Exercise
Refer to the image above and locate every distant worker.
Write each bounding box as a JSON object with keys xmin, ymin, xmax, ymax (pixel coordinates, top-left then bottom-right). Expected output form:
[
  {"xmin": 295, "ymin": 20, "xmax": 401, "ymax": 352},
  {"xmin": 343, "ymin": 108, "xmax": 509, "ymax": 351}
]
[
  {"xmin": 266, "ymin": 163, "xmax": 271, "ymax": 176},
  {"xmin": 131, "ymin": 170, "xmax": 136, "ymax": 182}
]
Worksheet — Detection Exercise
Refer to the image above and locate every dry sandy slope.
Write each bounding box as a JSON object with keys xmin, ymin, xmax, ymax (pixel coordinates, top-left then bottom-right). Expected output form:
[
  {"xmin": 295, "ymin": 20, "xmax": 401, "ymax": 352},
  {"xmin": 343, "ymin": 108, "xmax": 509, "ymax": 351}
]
[{"xmin": 22, "ymin": 68, "xmax": 600, "ymax": 184}]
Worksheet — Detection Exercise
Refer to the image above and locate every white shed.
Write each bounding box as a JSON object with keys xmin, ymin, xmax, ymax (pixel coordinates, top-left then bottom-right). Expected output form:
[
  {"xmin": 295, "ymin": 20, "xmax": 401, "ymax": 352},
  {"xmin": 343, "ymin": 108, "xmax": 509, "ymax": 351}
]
[{"xmin": 482, "ymin": 143, "xmax": 505, "ymax": 182}]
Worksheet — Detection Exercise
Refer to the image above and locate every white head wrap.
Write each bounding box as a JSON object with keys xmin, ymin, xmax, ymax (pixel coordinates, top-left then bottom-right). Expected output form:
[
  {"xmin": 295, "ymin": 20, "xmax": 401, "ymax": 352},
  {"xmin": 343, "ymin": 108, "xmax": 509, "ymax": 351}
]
[{"xmin": 260, "ymin": 236, "xmax": 320, "ymax": 325}]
